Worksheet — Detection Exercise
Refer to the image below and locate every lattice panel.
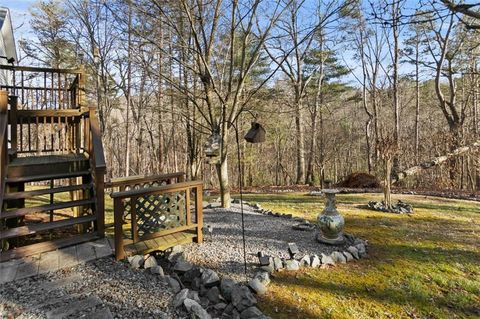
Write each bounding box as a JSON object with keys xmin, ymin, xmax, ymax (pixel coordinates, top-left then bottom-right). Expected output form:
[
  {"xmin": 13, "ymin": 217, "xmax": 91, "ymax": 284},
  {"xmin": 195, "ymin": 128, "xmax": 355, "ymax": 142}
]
[
  {"xmin": 121, "ymin": 181, "xmax": 169, "ymax": 224},
  {"xmin": 135, "ymin": 192, "xmax": 186, "ymax": 237}
]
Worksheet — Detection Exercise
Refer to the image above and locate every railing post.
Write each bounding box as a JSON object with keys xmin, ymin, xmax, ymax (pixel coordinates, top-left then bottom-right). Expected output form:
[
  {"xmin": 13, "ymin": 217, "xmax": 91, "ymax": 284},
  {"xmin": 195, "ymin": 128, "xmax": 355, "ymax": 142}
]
[
  {"xmin": 0, "ymin": 91, "xmax": 8, "ymax": 200},
  {"xmin": 8, "ymin": 96, "xmax": 17, "ymax": 157},
  {"xmin": 195, "ymin": 185, "xmax": 203, "ymax": 243},
  {"xmin": 78, "ymin": 65, "xmax": 86, "ymax": 109},
  {"xmin": 96, "ymin": 168, "xmax": 105, "ymax": 238},
  {"xmin": 0, "ymin": 91, "xmax": 7, "ymax": 113},
  {"xmin": 114, "ymin": 197, "xmax": 125, "ymax": 260}
]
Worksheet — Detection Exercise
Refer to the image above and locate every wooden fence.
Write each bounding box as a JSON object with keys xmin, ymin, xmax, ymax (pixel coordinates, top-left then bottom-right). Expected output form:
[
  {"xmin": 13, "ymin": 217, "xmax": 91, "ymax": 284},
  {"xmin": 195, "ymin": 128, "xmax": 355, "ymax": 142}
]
[{"xmin": 109, "ymin": 174, "xmax": 203, "ymax": 260}]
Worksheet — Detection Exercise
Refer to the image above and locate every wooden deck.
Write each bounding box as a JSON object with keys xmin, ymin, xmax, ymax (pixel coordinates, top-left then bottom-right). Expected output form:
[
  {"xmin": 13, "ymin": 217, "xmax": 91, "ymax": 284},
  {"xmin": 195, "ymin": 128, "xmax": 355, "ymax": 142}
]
[{"xmin": 123, "ymin": 230, "xmax": 197, "ymax": 256}]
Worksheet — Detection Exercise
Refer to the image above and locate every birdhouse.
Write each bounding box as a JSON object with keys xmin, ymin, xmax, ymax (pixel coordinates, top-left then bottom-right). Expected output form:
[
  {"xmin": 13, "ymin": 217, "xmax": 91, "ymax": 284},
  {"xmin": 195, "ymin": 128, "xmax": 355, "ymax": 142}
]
[
  {"xmin": 244, "ymin": 122, "xmax": 266, "ymax": 143},
  {"xmin": 204, "ymin": 130, "xmax": 221, "ymax": 158}
]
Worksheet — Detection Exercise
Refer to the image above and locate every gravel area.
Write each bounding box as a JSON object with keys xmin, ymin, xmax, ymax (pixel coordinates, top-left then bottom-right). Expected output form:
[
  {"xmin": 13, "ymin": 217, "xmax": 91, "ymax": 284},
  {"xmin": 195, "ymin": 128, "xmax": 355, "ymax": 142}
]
[
  {"xmin": 183, "ymin": 204, "xmax": 353, "ymax": 282},
  {"xmin": 0, "ymin": 257, "xmax": 182, "ymax": 319}
]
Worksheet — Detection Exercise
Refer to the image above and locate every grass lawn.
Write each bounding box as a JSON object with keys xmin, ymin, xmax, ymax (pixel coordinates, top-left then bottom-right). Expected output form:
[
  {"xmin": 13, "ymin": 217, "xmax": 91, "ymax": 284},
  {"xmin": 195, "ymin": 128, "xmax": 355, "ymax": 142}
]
[
  {"xmin": 237, "ymin": 192, "xmax": 480, "ymax": 319},
  {"xmin": 21, "ymin": 187, "xmax": 479, "ymax": 318}
]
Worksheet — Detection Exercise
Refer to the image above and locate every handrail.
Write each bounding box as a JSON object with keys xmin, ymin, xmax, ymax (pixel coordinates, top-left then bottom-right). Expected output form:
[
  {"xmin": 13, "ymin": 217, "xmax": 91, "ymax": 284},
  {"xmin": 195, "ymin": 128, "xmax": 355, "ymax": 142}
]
[
  {"xmin": 111, "ymin": 180, "xmax": 203, "ymax": 199},
  {"xmin": 0, "ymin": 64, "xmax": 84, "ymax": 75},
  {"xmin": 0, "ymin": 91, "xmax": 9, "ymax": 209},
  {"xmin": 106, "ymin": 172, "xmax": 185, "ymax": 189}
]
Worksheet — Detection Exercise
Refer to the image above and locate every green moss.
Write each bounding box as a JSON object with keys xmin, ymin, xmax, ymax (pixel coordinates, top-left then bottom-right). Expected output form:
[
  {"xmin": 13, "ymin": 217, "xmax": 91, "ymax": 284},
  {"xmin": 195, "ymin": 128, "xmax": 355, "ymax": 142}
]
[{"xmin": 238, "ymin": 193, "xmax": 480, "ymax": 319}]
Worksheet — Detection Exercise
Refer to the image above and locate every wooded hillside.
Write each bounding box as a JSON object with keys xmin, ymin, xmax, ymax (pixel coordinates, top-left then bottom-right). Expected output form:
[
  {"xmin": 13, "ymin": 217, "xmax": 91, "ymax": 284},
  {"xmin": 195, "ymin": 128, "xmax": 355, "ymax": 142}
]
[{"xmin": 18, "ymin": 0, "xmax": 480, "ymax": 206}]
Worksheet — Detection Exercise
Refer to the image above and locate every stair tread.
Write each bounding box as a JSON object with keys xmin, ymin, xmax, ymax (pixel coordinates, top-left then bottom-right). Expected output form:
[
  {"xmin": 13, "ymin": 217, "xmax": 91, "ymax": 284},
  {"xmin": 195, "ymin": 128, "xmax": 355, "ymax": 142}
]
[
  {"xmin": 1, "ymin": 199, "xmax": 96, "ymax": 220},
  {"xmin": 6, "ymin": 170, "xmax": 91, "ymax": 183},
  {"xmin": 4, "ymin": 184, "xmax": 92, "ymax": 200},
  {"xmin": 0, "ymin": 214, "xmax": 97, "ymax": 240},
  {"xmin": 9, "ymin": 154, "xmax": 88, "ymax": 167}
]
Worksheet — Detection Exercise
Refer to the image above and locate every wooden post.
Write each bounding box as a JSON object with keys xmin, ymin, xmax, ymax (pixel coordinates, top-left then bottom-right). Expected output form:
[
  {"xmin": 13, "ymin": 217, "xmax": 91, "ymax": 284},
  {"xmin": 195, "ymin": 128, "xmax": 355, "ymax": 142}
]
[
  {"xmin": 78, "ymin": 66, "xmax": 86, "ymax": 109},
  {"xmin": 195, "ymin": 184, "xmax": 203, "ymax": 243},
  {"xmin": 131, "ymin": 196, "xmax": 138, "ymax": 243},
  {"xmin": 9, "ymin": 96, "xmax": 17, "ymax": 157},
  {"xmin": 96, "ymin": 168, "xmax": 105, "ymax": 238},
  {"xmin": 113, "ymin": 197, "xmax": 125, "ymax": 260},
  {"xmin": 185, "ymin": 188, "xmax": 191, "ymax": 226},
  {"xmin": 0, "ymin": 91, "xmax": 7, "ymax": 113}
]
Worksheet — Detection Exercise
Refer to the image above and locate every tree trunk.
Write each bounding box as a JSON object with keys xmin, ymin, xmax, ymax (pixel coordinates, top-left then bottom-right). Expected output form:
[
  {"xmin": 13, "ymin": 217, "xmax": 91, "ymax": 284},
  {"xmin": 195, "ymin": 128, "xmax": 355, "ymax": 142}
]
[
  {"xmin": 216, "ymin": 155, "xmax": 231, "ymax": 208},
  {"xmin": 295, "ymin": 89, "xmax": 305, "ymax": 184}
]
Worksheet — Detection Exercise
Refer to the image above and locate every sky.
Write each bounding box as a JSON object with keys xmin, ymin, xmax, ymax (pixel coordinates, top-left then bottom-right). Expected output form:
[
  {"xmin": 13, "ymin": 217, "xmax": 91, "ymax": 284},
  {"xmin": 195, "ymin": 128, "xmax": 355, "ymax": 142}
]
[{"xmin": 0, "ymin": 0, "xmax": 34, "ymax": 41}]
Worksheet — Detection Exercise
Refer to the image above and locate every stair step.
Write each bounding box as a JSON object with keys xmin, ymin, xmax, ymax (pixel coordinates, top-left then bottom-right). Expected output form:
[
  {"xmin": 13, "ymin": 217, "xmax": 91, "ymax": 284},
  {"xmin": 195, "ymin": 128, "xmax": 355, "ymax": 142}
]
[
  {"xmin": 0, "ymin": 214, "xmax": 97, "ymax": 240},
  {"xmin": 4, "ymin": 184, "xmax": 92, "ymax": 200},
  {"xmin": 1, "ymin": 199, "xmax": 96, "ymax": 220},
  {"xmin": 6, "ymin": 170, "xmax": 91, "ymax": 183}
]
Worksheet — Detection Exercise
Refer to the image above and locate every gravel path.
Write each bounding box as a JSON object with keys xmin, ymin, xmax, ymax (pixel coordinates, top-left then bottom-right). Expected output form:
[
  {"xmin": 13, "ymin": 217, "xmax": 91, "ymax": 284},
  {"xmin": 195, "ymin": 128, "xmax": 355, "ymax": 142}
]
[
  {"xmin": 0, "ymin": 257, "xmax": 181, "ymax": 319},
  {"xmin": 183, "ymin": 204, "xmax": 353, "ymax": 281}
]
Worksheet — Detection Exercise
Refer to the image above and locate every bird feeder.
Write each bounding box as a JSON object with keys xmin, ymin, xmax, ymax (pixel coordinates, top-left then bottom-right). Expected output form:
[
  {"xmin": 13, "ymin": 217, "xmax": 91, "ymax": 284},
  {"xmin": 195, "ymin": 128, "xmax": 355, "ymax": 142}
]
[
  {"xmin": 204, "ymin": 130, "xmax": 221, "ymax": 164},
  {"xmin": 244, "ymin": 122, "xmax": 266, "ymax": 144}
]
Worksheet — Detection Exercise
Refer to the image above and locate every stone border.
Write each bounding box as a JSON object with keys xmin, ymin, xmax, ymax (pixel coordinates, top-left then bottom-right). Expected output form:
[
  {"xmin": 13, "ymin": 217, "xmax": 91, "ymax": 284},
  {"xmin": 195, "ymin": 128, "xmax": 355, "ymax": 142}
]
[
  {"xmin": 126, "ymin": 248, "xmax": 271, "ymax": 319},
  {"xmin": 123, "ymin": 200, "xmax": 369, "ymax": 319}
]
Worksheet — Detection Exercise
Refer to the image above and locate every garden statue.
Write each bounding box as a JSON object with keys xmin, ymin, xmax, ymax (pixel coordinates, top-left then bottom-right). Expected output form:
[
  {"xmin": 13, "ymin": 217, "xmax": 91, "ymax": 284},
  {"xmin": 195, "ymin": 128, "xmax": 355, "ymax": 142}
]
[{"xmin": 317, "ymin": 189, "xmax": 345, "ymax": 245}]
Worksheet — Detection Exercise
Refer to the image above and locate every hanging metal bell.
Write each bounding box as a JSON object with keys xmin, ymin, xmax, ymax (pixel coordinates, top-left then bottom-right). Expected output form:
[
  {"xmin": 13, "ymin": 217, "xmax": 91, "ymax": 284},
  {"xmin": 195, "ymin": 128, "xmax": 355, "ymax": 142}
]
[{"xmin": 244, "ymin": 122, "xmax": 266, "ymax": 143}]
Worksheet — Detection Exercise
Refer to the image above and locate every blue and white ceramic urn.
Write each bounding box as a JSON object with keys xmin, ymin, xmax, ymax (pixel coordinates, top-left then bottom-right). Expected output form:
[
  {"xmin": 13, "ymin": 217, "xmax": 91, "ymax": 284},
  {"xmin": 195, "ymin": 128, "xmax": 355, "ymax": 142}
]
[{"xmin": 316, "ymin": 189, "xmax": 345, "ymax": 245}]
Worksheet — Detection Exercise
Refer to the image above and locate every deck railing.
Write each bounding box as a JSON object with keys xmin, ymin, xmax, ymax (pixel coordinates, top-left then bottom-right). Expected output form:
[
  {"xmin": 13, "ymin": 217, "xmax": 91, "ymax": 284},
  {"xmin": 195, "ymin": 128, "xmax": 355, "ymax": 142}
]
[
  {"xmin": 110, "ymin": 177, "xmax": 203, "ymax": 260},
  {"xmin": 0, "ymin": 90, "xmax": 9, "ymax": 209},
  {"xmin": 0, "ymin": 65, "xmax": 85, "ymax": 110}
]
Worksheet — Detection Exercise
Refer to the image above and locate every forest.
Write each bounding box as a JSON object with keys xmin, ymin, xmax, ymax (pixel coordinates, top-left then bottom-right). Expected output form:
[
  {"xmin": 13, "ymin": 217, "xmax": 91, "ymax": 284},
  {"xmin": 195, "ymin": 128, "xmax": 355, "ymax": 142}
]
[{"xmin": 17, "ymin": 0, "xmax": 480, "ymax": 206}]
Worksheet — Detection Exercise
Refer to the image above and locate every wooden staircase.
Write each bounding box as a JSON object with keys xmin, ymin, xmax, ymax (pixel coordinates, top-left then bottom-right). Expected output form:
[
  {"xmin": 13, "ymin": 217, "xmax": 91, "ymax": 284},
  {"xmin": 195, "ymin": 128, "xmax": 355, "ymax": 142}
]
[{"xmin": 0, "ymin": 65, "xmax": 106, "ymax": 262}]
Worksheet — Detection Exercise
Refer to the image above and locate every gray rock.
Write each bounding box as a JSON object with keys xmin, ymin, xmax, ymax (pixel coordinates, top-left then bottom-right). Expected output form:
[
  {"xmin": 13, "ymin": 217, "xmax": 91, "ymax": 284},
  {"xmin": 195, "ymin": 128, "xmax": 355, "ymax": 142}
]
[
  {"xmin": 220, "ymin": 278, "xmax": 236, "ymax": 301},
  {"xmin": 174, "ymin": 259, "xmax": 193, "ymax": 273},
  {"xmin": 343, "ymin": 251, "xmax": 354, "ymax": 262},
  {"xmin": 188, "ymin": 290, "xmax": 201, "ymax": 302},
  {"xmin": 321, "ymin": 253, "xmax": 335, "ymax": 266},
  {"xmin": 240, "ymin": 306, "xmax": 264, "ymax": 319},
  {"xmin": 184, "ymin": 298, "xmax": 212, "ymax": 319},
  {"xmin": 259, "ymin": 265, "xmax": 274, "ymax": 274},
  {"xmin": 258, "ymin": 255, "xmax": 270, "ymax": 266},
  {"xmin": 182, "ymin": 267, "xmax": 202, "ymax": 285},
  {"xmin": 201, "ymin": 269, "xmax": 220, "ymax": 287},
  {"xmin": 347, "ymin": 246, "xmax": 360, "ymax": 259},
  {"xmin": 173, "ymin": 288, "xmax": 189, "ymax": 308},
  {"xmin": 231, "ymin": 285, "xmax": 257, "ymax": 312},
  {"xmin": 127, "ymin": 255, "xmax": 144, "ymax": 269},
  {"xmin": 284, "ymin": 259, "xmax": 300, "ymax": 271},
  {"xmin": 253, "ymin": 271, "xmax": 270, "ymax": 286},
  {"xmin": 273, "ymin": 257, "xmax": 283, "ymax": 270},
  {"xmin": 252, "ymin": 203, "xmax": 261, "ymax": 210},
  {"xmin": 310, "ymin": 255, "xmax": 321, "ymax": 268},
  {"xmin": 143, "ymin": 255, "xmax": 158, "ymax": 269},
  {"xmin": 206, "ymin": 286, "xmax": 221, "ymax": 304},
  {"xmin": 355, "ymin": 243, "xmax": 367, "ymax": 257},
  {"xmin": 331, "ymin": 252, "xmax": 346, "ymax": 264},
  {"xmin": 299, "ymin": 255, "xmax": 311, "ymax": 267},
  {"xmin": 164, "ymin": 276, "xmax": 181, "ymax": 293},
  {"xmin": 287, "ymin": 243, "xmax": 299, "ymax": 258},
  {"xmin": 150, "ymin": 265, "xmax": 164, "ymax": 276},
  {"xmin": 248, "ymin": 278, "xmax": 267, "ymax": 295},
  {"xmin": 214, "ymin": 302, "xmax": 228, "ymax": 311},
  {"xmin": 168, "ymin": 246, "xmax": 184, "ymax": 263}
]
